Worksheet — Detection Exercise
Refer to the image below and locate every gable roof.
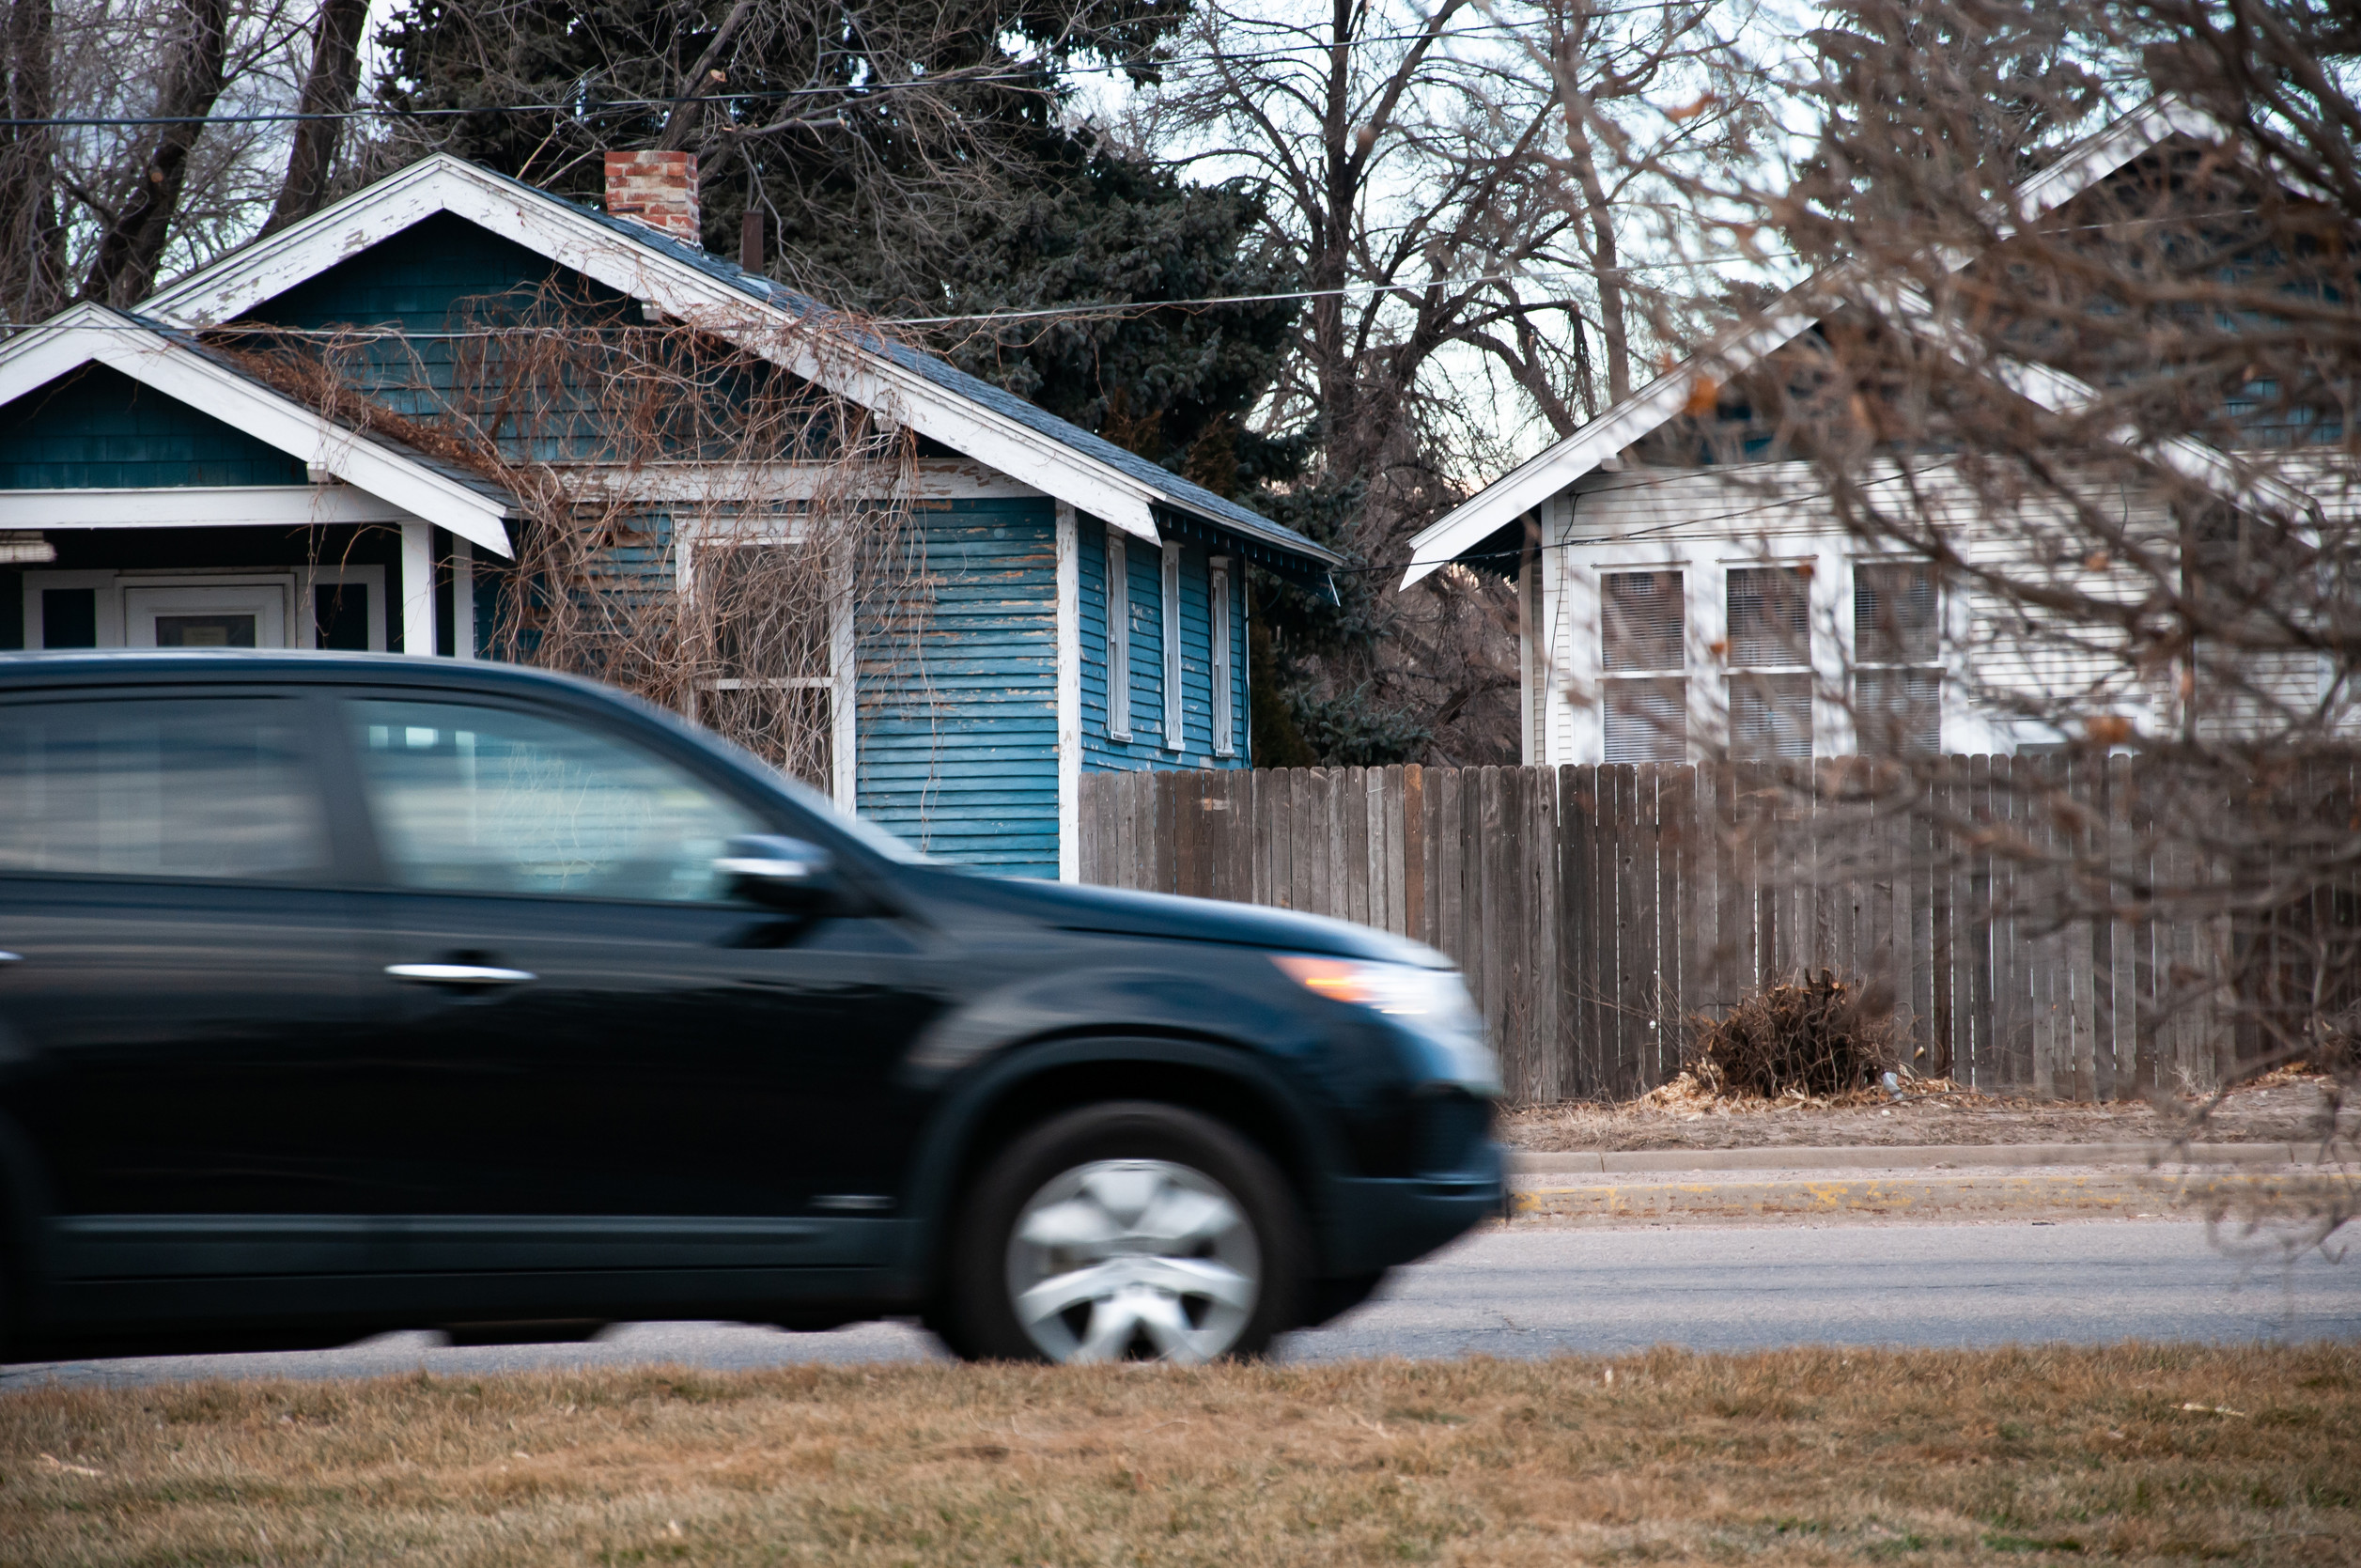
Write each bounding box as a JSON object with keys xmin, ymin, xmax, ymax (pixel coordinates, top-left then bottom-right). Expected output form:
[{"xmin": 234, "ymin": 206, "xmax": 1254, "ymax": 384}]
[
  {"xmin": 1400, "ymin": 96, "xmax": 2256, "ymax": 586},
  {"xmin": 0, "ymin": 303, "xmax": 517, "ymax": 554},
  {"xmin": 141, "ymin": 154, "xmax": 1339, "ymax": 582}
]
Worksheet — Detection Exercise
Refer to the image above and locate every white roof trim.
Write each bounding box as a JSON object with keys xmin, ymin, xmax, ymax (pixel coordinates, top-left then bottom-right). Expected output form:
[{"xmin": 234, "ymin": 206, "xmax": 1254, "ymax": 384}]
[
  {"xmin": 143, "ymin": 155, "xmax": 1177, "ymax": 544},
  {"xmin": 0, "ymin": 303, "xmax": 514, "ymax": 557},
  {"xmin": 1403, "ymin": 94, "xmax": 2240, "ymax": 587}
]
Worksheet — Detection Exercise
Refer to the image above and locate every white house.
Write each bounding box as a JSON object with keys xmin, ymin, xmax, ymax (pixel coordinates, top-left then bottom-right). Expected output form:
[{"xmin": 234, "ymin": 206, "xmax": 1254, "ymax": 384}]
[{"xmin": 1402, "ymin": 99, "xmax": 2351, "ymax": 767}]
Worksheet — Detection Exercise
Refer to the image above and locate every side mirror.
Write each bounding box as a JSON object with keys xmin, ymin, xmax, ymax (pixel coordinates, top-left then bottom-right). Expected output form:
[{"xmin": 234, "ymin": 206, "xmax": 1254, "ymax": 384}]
[{"xmin": 716, "ymin": 834, "xmax": 838, "ymax": 913}]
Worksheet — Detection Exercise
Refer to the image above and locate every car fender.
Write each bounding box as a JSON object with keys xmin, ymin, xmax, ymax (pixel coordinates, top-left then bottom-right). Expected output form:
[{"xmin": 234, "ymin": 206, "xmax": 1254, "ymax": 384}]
[{"xmin": 892, "ymin": 1030, "xmax": 1344, "ymax": 1291}]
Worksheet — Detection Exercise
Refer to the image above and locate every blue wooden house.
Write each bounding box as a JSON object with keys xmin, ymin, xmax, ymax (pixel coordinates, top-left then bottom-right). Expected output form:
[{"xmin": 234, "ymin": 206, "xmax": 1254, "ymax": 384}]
[{"xmin": 0, "ymin": 153, "xmax": 1338, "ymax": 879}]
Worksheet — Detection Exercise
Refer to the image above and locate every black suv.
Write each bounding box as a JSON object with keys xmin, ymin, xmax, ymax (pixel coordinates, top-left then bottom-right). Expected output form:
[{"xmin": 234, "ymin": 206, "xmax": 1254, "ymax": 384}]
[{"xmin": 0, "ymin": 653, "xmax": 1501, "ymax": 1363}]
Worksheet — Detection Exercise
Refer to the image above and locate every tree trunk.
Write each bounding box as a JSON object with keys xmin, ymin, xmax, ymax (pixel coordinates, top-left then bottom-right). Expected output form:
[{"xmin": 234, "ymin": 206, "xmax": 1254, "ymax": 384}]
[
  {"xmin": 1564, "ymin": 118, "xmax": 1631, "ymax": 402},
  {"xmin": 262, "ymin": 0, "xmax": 370, "ymax": 236},
  {"xmin": 2, "ymin": 0, "xmax": 67, "ymax": 322},
  {"xmin": 79, "ymin": 0, "xmax": 230, "ymax": 305}
]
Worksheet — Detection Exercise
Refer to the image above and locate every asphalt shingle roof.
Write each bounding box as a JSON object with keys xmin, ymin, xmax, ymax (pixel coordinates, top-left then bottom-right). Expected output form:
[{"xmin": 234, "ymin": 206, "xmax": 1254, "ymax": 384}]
[{"xmin": 530, "ymin": 171, "xmax": 1340, "ymax": 574}]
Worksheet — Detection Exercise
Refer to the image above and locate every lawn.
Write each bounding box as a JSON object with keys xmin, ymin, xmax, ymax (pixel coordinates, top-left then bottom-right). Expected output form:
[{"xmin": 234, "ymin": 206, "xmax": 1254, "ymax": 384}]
[{"xmin": 3, "ymin": 1343, "xmax": 2355, "ymax": 1565}]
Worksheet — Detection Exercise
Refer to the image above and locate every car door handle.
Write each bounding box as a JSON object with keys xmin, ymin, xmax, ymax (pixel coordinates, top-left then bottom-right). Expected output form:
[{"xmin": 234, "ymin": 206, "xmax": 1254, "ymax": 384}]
[{"xmin": 385, "ymin": 963, "xmax": 537, "ymax": 986}]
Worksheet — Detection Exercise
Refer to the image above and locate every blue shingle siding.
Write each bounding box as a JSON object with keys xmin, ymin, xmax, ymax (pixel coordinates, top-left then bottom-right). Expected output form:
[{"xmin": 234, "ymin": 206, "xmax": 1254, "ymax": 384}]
[
  {"xmin": 857, "ymin": 498, "xmax": 1060, "ymax": 877},
  {"xmin": 0, "ymin": 365, "xmax": 305, "ymax": 489},
  {"xmin": 241, "ymin": 211, "xmax": 681, "ymax": 461},
  {"xmin": 1078, "ymin": 513, "xmax": 1250, "ymax": 771}
]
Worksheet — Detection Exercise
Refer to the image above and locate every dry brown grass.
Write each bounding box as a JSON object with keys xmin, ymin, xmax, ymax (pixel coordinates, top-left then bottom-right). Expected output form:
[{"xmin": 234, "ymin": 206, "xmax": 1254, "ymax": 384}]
[{"xmin": 3, "ymin": 1345, "xmax": 2356, "ymax": 1565}]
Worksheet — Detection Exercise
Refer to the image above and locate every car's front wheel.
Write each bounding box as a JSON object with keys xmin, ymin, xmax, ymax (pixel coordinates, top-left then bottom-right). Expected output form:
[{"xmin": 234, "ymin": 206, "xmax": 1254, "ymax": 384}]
[{"xmin": 940, "ymin": 1101, "xmax": 1304, "ymax": 1363}]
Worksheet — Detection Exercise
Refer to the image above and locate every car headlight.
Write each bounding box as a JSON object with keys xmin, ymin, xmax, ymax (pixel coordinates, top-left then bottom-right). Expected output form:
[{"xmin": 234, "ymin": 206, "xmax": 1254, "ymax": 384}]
[{"xmin": 1272, "ymin": 955, "xmax": 1500, "ymax": 1090}]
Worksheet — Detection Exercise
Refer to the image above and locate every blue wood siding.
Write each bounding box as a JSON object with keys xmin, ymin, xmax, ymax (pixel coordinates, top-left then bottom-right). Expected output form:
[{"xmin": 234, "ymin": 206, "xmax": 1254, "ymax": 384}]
[
  {"xmin": 1079, "ymin": 513, "xmax": 1250, "ymax": 771},
  {"xmin": 0, "ymin": 365, "xmax": 304, "ymax": 489},
  {"xmin": 858, "ymin": 498, "xmax": 1059, "ymax": 877}
]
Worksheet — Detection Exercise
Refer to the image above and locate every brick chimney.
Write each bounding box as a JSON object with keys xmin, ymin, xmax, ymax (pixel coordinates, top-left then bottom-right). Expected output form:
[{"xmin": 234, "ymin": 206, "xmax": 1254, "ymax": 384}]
[{"xmin": 604, "ymin": 150, "xmax": 701, "ymax": 244}]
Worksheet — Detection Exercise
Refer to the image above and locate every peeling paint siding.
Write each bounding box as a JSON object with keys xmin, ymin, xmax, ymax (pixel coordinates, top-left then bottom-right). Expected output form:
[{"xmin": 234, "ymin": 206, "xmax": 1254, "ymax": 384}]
[
  {"xmin": 243, "ymin": 211, "xmax": 669, "ymax": 454},
  {"xmin": 856, "ymin": 498, "xmax": 1060, "ymax": 878},
  {"xmin": 1077, "ymin": 512, "xmax": 1249, "ymax": 771}
]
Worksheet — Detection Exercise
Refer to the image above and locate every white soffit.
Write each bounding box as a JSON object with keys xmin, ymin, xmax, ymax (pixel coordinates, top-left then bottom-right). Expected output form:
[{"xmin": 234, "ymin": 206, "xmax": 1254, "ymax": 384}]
[
  {"xmin": 0, "ymin": 303, "xmax": 514, "ymax": 556},
  {"xmin": 1401, "ymin": 94, "xmax": 2232, "ymax": 588},
  {"xmin": 145, "ymin": 156, "xmax": 1171, "ymax": 544}
]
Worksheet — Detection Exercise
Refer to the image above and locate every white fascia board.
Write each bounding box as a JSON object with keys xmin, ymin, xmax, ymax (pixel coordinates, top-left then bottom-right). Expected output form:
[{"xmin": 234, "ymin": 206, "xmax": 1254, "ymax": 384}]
[
  {"xmin": 2006, "ymin": 97, "xmax": 2227, "ymax": 225},
  {"xmin": 143, "ymin": 156, "xmax": 474, "ymax": 325},
  {"xmin": 146, "ymin": 158, "xmax": 1169, "ymax": 544},
  {"xmin": 0, "ymin": 485, "xmax": 412, "ymax": 530},
  {"xmin": 0, "ymin": 308, "xmax": 514, "ymax": 557},
  {"xmin": 1401, "ymin": 303, "xmax": 1826, "ymax": 587}
]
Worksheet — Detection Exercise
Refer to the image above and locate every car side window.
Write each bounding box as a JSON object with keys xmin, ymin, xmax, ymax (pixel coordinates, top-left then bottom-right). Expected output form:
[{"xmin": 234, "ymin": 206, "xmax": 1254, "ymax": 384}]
[
  {"xmin": 0, "ymin": 696, "xmax": 333, "ymax": 880},
  {"xmin": 348, "ymin": 698, "xmax": 767, "ymax": 903}
]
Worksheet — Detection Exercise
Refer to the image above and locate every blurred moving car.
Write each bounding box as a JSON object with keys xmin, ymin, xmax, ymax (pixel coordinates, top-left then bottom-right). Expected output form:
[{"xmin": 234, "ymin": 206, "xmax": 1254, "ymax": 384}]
[{"xmin": 0, "ymin": 653, "xmax": 1501, "ymax": 1363}]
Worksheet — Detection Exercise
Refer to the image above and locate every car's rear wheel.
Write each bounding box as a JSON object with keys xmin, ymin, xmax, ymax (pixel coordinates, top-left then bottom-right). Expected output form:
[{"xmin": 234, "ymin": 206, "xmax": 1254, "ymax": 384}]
[{"xmin": 939, "ymin": 1101, "xmax": 1303, "ymax": 1363}]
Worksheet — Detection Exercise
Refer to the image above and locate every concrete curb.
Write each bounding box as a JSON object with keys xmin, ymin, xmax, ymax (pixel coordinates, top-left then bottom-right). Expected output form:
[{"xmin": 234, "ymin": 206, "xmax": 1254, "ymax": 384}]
[
  {"xmin": 1507, "ymin": 1141, "xmax": 2330, "ymax": 1175},
  {"xmin": 1510, "ymin": 1170, "xmax": 2360, "ymax": 1219}
]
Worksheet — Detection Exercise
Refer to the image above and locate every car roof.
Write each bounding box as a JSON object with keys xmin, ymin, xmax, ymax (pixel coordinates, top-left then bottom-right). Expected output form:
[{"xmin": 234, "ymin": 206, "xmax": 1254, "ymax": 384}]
[{"xmin": 0, "ymin": 649, "xmax": 624, "ymax": 705}]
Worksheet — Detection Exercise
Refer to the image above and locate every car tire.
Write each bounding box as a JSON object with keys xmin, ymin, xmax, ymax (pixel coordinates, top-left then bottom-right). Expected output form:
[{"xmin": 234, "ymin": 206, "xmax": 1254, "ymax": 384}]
[{"xmin": 938, "ymin": 1100, "xmax": 1305, "ymax": 1364}]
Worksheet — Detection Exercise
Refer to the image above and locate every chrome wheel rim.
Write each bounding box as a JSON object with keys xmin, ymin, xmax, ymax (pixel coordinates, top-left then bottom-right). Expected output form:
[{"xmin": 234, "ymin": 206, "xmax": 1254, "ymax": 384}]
[{"xmin": 1004, "ymin": 1157, "xmax": 1260, "ymax": 1363}]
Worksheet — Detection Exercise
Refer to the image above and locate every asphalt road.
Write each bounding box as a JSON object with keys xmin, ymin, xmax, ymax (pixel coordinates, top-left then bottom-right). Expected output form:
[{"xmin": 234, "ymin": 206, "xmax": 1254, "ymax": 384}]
[{"xmin": 6, "ymin": 1219, "xmax": 2354, "ymax": 1389}]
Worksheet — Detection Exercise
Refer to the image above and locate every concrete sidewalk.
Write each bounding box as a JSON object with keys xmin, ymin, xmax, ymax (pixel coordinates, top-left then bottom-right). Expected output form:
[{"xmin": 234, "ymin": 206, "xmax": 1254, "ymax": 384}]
[
  {"xmin": 1504, "ymin": 1141, "xmax": 2353, "ymax": 1221},
  {"xmin": 1509, "ymin": 1140, "xmax": 2333, "ymax": 1175}
]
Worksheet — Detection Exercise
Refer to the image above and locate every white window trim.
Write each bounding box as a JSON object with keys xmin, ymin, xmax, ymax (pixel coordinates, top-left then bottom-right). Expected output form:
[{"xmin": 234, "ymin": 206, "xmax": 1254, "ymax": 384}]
[
  {"xmin": 1105, "ymin": 532, "xmax": 1131, "ymax": 739},
  {"xmin": 1161, "ymin": 541, "xmax": 1185, "ymax": 753},
  {"xmin": 1720, "ymin": 559, "xmax": 1819, "ymax": 761},
  {"xmin": 676, "ymin": 520, "xmax": 857, "ymax": 812},
  {"xmin": 1209, "ymin": 555, "xmax": 1234, "ymax": 756},
  {"xmin": 1596, "ymin": 564, "xmax": 1690, "ymax": 765}
]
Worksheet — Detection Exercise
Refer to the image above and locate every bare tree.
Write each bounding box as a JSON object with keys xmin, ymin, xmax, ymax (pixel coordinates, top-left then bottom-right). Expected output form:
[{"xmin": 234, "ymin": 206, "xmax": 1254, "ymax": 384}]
[
  {"xmin": 1651, "ymin": 0, "xmax": 2361, "ymax": 1244},
  {"xmin": 1134, "ymin": 0, "xmax": 1764, "ymax": 765},
  {"xmin": 260, "ymin": 0, "xmax": 366, "ymax": 233}
]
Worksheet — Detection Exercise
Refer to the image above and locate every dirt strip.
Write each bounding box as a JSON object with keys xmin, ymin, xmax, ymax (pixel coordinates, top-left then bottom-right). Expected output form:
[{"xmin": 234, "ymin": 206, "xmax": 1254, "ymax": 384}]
[{"xmin": 1508, "ymin": 1170, "xmax": 2361, "ymax": 1224}]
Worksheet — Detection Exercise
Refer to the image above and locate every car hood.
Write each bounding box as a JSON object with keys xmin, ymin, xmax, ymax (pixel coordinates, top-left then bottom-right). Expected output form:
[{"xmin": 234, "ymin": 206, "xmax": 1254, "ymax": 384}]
[{"xmin": 923, "ymin": 871, "xmax": 1445, "ymax": 965}]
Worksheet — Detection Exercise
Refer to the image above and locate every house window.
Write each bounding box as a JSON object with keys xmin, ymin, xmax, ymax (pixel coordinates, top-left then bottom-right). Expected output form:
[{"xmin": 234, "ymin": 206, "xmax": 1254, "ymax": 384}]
[
  {"xmin": 1162, "ymin": 542, "xmax": 1184, "ymax": 752},
  {"xmin": 1727, "ymin": 566, "xmax": 1813, "ymax": 759},
  {"xmin": 1210, "ymin": 557, "xmax": 1235, "ymax": 756},
  {"xmin": 690, "ymin": 541, "xmax": 847, "ymax": 802},
  {"xmin": 1601, "ymin": 569, "xmax": 1685, "ymax": 763},
  {"xmin": 1106, "ymin": 534, "xmax": 1131, "ymax": 740},
  {"xmin": 1854, "ymin": 561, "xmax": 1941, "ymax": 754}
]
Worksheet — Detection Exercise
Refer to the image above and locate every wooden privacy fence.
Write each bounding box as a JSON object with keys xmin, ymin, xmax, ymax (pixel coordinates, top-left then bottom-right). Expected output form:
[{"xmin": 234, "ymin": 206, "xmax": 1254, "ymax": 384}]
[{"xmin": 1077, "ymin": 758, "xmax": 2353, "ymax": 1105}]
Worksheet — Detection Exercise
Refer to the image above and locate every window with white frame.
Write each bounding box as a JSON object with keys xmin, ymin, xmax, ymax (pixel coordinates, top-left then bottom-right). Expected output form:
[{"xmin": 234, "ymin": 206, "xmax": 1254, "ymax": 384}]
[
  {"xmin": 1853, "ymin": 561, "xmax": 1942, "ymax": 754},
  {"xmin": 1600, "ymin": 569, "xmax": 1686, "ymax": 763},
  {"xmin": 689, "ymin": 539, "xmax": 849, "ymax": 803},
  {"xmin": 1105, "ymin": 533, "xmax": 1131, "ymax": 739},
  {"xmin": 1210, "ymin": 556, "xmax": 1234, "ymax": 755},
  {"xmin": 1161, "ymin": 541, "xmax": 1184, "ymax": 752},
  {"xmin": 1726, "ymin": 565, "xmax": 1814, "ymax": 759}
]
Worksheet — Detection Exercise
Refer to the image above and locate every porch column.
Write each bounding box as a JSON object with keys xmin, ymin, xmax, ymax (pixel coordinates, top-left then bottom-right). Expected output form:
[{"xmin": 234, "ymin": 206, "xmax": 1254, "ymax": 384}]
[
  {"xmin": 399, "ymin": 520, "xmax": 435, "ymax": 656},
  {"xmin": 451, "ymin": 534, "xmax": 474, "ymax": 660}
]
